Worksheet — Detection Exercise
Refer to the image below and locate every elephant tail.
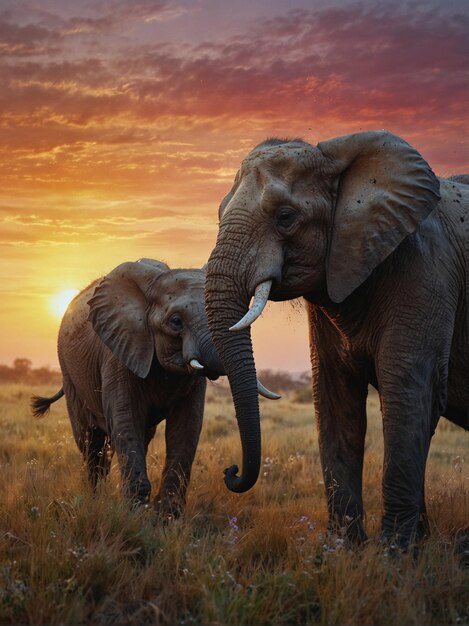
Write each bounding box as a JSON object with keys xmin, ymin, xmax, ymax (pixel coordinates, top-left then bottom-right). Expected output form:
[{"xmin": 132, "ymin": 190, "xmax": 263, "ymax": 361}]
[{"xmin": 30, "ymin": 388, "xmax": 64, "ymax": 418}]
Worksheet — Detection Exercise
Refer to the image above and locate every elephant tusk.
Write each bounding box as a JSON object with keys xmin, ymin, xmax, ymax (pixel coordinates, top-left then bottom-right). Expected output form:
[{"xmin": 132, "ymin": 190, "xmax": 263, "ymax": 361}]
[
  {"xmin": 189, "ymin": 358, "xmax": 205, "ymax": 370},
  {"xmin": 229, "ymin": 280, "xmax": 272, "ymax": 331},
  {"xmin": 257, "ymin": 379, "xmax": 281, "ymax": 400}
]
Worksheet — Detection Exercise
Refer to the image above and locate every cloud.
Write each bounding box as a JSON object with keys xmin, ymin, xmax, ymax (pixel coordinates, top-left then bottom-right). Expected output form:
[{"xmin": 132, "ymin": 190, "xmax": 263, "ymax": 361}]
[
  {"xmin": 0, "ymin": 0, "xmax": 193, "ymax": 54},
  {"xmin": 59, "ymin": 2, "xmax": 188, "ymax": 36},
  {"xmin": 0, "ymin": 193, "xmax": 217, "ymax": 252},
  {"xmin": 0, "ymin": 0, "xmax": 467, "ymax": 202},
  {"xmin": 2, "ymin": 2, "xmax": 467, "ymax": 132},
  {"xmin": 0, "ymin": 16, "xmax": 61, "ymax": 56}
]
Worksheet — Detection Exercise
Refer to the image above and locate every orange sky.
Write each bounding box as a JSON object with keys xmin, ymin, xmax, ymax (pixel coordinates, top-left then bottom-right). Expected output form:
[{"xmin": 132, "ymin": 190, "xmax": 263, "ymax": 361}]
[{"xmin": 0, "ymin": 0, "xmax": 468, "ymax": 372}]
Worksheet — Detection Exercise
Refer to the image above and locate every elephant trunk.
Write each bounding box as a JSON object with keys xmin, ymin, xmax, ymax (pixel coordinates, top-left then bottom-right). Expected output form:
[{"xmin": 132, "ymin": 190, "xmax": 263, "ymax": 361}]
[
  {"xmin": 205, "ymin": 258, "xmax": 261, "ymax": 493},
  {"xmin": 197, "ymin": 329, "xmax": 226, "ymax": 378}
]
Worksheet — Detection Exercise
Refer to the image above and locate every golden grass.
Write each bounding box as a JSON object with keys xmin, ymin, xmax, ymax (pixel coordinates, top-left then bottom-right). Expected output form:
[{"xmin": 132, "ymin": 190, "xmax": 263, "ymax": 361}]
[{"xmin": 0, "ymin": 382, "xmax": 467, "ymax": 625}]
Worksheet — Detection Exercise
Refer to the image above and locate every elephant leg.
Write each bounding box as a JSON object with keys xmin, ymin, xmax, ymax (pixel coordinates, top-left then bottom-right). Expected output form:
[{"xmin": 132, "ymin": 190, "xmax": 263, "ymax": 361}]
[
  {"xmin": 309, "ymin": 309, "xmax": 368, "ymax": 542},
  {"xmin": 377, "ymin": 357, "xmax": 440, "ymax": 550},
  {"xmin": 62, "ymin": 376, "xmax": 109, "ymax": 488},
  {"xmin": 417, "ymin": 482, "xmax": 430, "ymax": 541},
  {"xmin": 84, "ymin": 427, "xmax": 112, "ymax": 489},
  {"xmin": 155, "ymin": 380, "xmax": 205, "ymax": 518},
  {"xmin": 103, "ymin": 386, "xmax": 151, "ymax": 505}
]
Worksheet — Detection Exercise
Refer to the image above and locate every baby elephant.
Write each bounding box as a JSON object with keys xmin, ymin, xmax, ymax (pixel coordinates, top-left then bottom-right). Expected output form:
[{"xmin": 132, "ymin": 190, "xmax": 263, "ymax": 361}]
[{"xmin": 32, "ymin": 259, "xmax": 225, "ymax": 515}]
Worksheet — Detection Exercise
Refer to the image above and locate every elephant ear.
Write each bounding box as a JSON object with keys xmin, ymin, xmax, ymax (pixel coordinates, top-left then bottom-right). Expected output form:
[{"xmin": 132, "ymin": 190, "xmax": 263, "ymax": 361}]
[
  {"xmin": 136, "ymin": 258, "xmax": 170, "ymax": 271},
  {"xmin": 218, "ymin": 171, "xmax": 240, "ymax": 220},
  {"xmin": 318, "ymin": 130, "xmax": 441, "ymax": 303},
  {"xmin": 88, "ymin": 260, "xmax": 169, "ymax": 378}
]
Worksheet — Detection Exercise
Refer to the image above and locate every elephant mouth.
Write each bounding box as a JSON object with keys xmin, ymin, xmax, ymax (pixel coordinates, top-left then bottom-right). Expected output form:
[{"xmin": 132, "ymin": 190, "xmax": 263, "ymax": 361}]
[
  {"xmin": 269, "ymin": 284, "xmax": 301, "ymax": 302},
  {"xmin": 268, "ymin": 280, "xmax": 287, "ymax": 301},
  {"xmin": 187, "ymin": 358, "xmax": 221, "ymax": 380},
  {"xmin": 267, "ymin": 266, "xmax": 307, "ymax": 301}
]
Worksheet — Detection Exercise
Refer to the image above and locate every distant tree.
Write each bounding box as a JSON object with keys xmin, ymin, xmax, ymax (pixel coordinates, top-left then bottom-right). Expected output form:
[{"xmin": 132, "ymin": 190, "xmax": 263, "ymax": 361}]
[
  {"xmin": 0, "ymin": 364, "xmax": 15, "ymax": 382},
  {"xmin": 0, "ymin": 359, "xmax": 61, "ymax": 384},
  {"xmin": 256, "ymin": 369, "xmax": 311, "ymax": 392},
  {"xmin": 297, "ymin": 371, "xmax": 311, "ymax": 386},
  {"xmin": 31, "ymin": 366, "xmax": 61, "ymax": 386},
  {"xmin": 13, "ymin": 358, "xmax": 32, "ymax": 378}
]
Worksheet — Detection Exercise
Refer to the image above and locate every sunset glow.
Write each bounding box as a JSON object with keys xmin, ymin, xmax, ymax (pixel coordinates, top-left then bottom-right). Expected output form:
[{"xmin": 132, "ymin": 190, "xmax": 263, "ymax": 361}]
[
  {"xmin": 0, "ymin": 0, "xmax": 467, "ymax": 371},
  {"xmin": 49, "ymin": 289, "xmax": 80, "ymax": 319}
]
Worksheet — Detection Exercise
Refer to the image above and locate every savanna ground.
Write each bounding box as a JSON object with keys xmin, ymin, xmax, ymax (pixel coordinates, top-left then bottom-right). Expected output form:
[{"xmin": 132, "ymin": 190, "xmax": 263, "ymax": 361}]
[{"xmin": 0, "ymin": 381, "xmax": 468, "ymax": 625}]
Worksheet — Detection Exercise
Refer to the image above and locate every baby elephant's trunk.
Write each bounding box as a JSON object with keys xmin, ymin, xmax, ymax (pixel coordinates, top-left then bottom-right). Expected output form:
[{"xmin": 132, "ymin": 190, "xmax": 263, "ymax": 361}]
[{"xmin": 31, "ymin": 388, "xmax": 64, "ymax": 418}]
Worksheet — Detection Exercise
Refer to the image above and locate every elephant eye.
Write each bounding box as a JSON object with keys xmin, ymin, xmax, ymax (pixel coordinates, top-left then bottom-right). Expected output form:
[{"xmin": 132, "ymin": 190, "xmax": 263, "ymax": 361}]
[
  {"xmin": 168, "ymin": 314, "xmax": 184, "ymax": 332},
  {"xmin": 276, "ymin": 207, "xmax": 297, "ymax": 229}
]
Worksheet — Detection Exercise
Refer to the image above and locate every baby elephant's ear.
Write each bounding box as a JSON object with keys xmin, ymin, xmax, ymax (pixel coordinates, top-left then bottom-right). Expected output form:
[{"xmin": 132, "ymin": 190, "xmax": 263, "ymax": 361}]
[
  {"xmin": 136, "ymin": 258, "xmax": 170, "ymax": 271},
  {"xmin": 88, "ymin": 261, "xmax": 168, "ymax": 378}
]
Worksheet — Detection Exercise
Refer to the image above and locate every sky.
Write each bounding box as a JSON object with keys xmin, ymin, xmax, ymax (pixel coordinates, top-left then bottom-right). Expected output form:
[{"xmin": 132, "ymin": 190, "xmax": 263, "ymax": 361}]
[{"xmin": 0, "ymin": 0, "xmax": 468, "ymax": 373}]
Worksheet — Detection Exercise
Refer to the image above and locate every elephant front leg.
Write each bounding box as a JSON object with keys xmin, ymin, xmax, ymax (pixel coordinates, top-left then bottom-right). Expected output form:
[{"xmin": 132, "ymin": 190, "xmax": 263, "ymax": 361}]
[
  {"xmin": 105, "ymin": 395, "xmax": 151, "ymax": 505},
  {"xmin": 310, "ymin": 334, "xmax": 368, "ymax": 541},
  {"xmin": 378, "ymin": 362, "xmax": 439, "ymax": 550},
  {"xmin": 314, "ymin": 379, "xmax": 368, "ymax": 542},
  {"xmin": 155, "ymin": 381, "xmax": 205, "ymax": 518}
]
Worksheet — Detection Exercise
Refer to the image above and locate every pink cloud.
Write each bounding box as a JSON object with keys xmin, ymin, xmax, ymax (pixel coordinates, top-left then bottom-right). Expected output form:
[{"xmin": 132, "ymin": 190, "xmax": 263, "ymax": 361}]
[
  {"xmin": 0, "ymin": 0, "xmax": 467, "ymax": 198},
  {"xmin": 0, "ymin": 16, "xmax": 60, "ymax": 56}
]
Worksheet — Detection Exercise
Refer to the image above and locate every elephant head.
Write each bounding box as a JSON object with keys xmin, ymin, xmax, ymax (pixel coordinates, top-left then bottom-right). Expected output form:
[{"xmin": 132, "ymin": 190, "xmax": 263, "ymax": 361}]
[
  {"xmin": 205, "ymin": 130, "xmax": 441, "ymax": 493},
  {"xmin": 87, "ymin": 259, "xmax": 225, "ymax": 380}
]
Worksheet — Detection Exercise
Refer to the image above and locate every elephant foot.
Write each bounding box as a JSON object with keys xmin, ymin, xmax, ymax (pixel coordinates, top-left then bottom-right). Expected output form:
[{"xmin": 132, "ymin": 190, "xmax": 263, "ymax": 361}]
[
  {"xmin": 380, "ymin": 509, "xmax": 427, "ymax": 555},
  {"xmin": 328, "ymin": 514, "xmax": 368, "ymax": 545},
  {"xmin": 153, "ymin": 491, "xmax": 185, "ymax": 522},
  {"xmin": 454, "ymin": 531, "xmax": 469, "ymax": 568},
  {"xmin": 125, "ymin": 476, "xmax": 151, "ymax": 507},
  {"xmin": 378, "ymin": 535, "xmax": 421, "ymax": 562},
  {"xmin": 417, "ymin": 510, "xmax": 430, "ymax": 540}
]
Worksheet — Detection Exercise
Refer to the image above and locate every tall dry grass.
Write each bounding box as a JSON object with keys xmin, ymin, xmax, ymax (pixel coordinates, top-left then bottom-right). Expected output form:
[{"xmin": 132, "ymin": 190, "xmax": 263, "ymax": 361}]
[{"xmin": 0, "ymin": 382, "xmax": 467, "ymax": 625}]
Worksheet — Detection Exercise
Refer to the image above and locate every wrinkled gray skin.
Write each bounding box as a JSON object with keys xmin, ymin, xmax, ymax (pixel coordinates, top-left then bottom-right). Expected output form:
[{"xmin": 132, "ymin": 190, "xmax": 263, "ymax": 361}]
[
  {"xmin": 32, "ymin": 259, "xmax": 224, "ymax": 515},
  {"xmin": 205, "ymin": 130, "xmax": 469, "ymax": 549},
  {"xmin": 448, "ymin": 174, "xmax": 469, "ymax": 186}
]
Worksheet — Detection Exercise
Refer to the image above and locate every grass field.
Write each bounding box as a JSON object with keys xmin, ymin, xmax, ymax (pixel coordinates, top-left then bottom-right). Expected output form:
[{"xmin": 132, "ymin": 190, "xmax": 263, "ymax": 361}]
[{"xmin": 0, "ymin": 381, "xmax": 468, "ymax": 625}]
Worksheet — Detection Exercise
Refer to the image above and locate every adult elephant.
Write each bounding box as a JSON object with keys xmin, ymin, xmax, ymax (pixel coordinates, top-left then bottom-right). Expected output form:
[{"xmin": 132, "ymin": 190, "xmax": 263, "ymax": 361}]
[
  {"xmin": 205, "ymin": 130, "xmax": 468, "ymax": 549},
  {"xmin": 32, "ymin": 259, "xmax": 275, "ymax": 515}
]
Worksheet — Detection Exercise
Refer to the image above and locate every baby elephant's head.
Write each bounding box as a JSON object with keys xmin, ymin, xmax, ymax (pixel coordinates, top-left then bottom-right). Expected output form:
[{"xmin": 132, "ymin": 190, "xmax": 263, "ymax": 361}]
[{"xmin": 87, "ymin": 258, "xmax": 223, "ymax": 379}]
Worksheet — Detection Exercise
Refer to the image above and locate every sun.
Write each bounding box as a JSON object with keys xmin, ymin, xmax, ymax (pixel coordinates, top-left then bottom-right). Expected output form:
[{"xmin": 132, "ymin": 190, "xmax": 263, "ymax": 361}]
[{"xmin": 49, "ymin": 288, "xmax": 80, "ymax": 318}]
